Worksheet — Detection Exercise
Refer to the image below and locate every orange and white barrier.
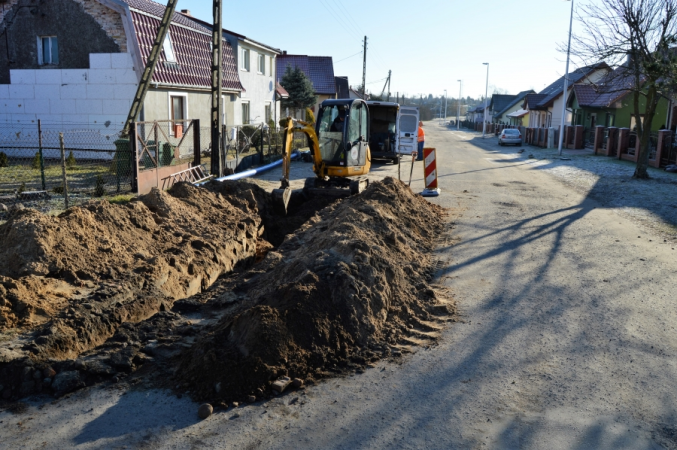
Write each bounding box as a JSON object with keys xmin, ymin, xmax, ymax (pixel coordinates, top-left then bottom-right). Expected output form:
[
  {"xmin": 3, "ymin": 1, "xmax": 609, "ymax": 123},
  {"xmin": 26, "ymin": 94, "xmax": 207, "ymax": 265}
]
[{"xmin": 421, "ymin": 147, "xmax": 440, "ymax": 197}]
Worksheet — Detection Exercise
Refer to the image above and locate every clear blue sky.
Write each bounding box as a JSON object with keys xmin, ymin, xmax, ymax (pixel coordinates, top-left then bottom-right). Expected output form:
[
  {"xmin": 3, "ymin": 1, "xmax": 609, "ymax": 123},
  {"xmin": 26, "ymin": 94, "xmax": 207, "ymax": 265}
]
[{"xmin": 180, "ymin": 0, "xmax": 582, "ymax": 99}]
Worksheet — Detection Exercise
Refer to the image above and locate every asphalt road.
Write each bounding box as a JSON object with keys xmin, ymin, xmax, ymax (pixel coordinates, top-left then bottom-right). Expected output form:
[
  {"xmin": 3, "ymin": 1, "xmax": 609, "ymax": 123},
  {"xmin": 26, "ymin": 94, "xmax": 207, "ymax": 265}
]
[{"xmin": 2, "ymin": 123, "xmax": 676, "ymax": 449}]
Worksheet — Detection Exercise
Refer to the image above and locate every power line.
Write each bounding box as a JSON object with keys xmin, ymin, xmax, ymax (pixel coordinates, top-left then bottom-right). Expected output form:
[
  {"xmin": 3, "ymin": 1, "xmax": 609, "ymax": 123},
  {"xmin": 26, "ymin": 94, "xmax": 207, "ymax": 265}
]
[{"xmin": 334, "ymin": 51, "xmax": 363, "ymax": 63}]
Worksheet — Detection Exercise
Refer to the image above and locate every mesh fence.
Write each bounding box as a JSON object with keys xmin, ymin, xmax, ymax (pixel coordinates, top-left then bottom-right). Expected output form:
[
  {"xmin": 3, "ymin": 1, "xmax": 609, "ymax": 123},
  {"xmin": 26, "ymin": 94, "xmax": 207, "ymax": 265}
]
[
  {"xmin": 0, "ymin": 121, "xmax": 133, "ymax": 214},
  {"xmin": 0, "ymin": 120, "xmax": 312, "ymax": 216}
]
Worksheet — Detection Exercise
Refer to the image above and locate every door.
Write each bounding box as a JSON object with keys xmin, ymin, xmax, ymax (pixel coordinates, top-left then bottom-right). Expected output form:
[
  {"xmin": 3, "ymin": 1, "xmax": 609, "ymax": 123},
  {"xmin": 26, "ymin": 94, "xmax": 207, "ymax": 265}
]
[
  {"xmin": 347, "ymin": 100, "xmax": 368, "ymax": 167},
  {"xmin": 398, "ymin": 106, "xmax": 419, "ymax": 155},
  {"xmin": 590, "ymin": 113, "xmax": 597, "ymax": 129}
]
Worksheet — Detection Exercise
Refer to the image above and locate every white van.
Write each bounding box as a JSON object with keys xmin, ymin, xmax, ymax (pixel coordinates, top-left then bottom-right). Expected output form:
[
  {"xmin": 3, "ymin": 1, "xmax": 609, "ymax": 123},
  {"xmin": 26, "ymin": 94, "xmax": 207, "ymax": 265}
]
[{"xmin": 366, "ymin": 102, "xmax": 420, "ymax": 163}]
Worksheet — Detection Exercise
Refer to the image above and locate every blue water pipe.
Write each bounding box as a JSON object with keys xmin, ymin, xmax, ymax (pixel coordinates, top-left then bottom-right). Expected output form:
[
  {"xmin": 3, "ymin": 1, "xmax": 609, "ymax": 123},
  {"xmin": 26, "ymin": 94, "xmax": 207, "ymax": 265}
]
[{"xmin": 198, "ymin": 151, "xmax": 301, "ymax": 184}]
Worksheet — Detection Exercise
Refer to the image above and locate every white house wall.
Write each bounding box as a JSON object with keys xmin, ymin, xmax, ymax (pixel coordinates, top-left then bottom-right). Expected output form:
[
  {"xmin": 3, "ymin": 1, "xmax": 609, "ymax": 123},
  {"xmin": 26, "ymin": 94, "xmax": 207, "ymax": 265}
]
[
  {"xmin": 231, "ymin": 39, "xmax": 279, "ymax": 127},
  {"xmin": 0, "ymin": 52, "xmax": 137, "ymax": 128}
]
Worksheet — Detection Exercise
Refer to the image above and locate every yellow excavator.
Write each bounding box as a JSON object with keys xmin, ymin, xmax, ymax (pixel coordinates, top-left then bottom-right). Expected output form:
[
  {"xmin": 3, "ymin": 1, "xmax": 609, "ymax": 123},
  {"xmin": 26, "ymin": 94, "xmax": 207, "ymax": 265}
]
[{"xmin": 273, "ymin": 99, "xmax": 371, "ymax": 214}]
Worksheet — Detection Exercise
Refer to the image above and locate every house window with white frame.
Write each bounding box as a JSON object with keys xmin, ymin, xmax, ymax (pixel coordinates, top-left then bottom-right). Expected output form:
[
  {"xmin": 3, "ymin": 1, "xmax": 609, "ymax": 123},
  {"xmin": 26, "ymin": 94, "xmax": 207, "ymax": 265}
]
[
  {"xmin": 163, "ymin": 33, "xmax": 176, "ymax": 62},
  {"xmin": 268, "ymin": 56, "xmax": 273, "ymax": 76},
  {"xmin": 242, "ymin": 102, "xmax": 250, "ymax": 125},
  {"xmin": 241, "ymin": 48, "xmax": 250, "ymax": 71},
  {"xmin": 37, "ymin": 36, "xmax": 59, "ymax": 65},
  {"xmin": 258, "ymin": 53, "xmax": 265, "ymax": 74}
]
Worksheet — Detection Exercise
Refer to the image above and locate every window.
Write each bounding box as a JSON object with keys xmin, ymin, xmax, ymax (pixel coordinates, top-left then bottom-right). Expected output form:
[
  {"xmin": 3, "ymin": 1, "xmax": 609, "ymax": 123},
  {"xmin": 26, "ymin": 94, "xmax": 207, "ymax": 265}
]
[
  {"xmin": 171, "ymin": 96, "xmax": 185, "ymax": 122},
  {"xmin": 163, "ymin": 33, "xmax": 176, "ymax": 62},
  {"xmin": 268, "ymin": 56, "xmax": 273, "ymax": 76},
  {"xmin": 258, "ymin": 53, "xmax": 265, "ymax": 74},
  {"xmin": 240, "ymin": 48, "xmax": 250, "ymax": 71},
  {"xmin": 38, "ymin": 36, "xmax": 59, "ymax": 65},
  {"xmin": 265, "ymin": 103, "xmax": 272, "ymax": 123},
  {"xmin": 242, "ymin": 102, "xmax": 250, "ymax": 124}
]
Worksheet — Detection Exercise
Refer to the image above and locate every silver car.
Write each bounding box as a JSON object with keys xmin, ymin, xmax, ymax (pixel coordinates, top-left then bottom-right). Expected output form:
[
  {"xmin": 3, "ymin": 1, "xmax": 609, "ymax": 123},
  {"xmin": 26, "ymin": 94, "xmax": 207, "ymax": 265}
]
[{"xmin": 498, "ymin": 129, "xmax": 522, "ymax": 146}]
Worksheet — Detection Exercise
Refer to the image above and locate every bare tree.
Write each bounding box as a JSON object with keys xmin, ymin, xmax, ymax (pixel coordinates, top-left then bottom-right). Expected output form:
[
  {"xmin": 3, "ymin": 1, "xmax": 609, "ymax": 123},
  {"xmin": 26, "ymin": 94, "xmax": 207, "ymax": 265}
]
[{"xmin": 573, "ymin": 0, "xmax": 677, "ymax": 178}]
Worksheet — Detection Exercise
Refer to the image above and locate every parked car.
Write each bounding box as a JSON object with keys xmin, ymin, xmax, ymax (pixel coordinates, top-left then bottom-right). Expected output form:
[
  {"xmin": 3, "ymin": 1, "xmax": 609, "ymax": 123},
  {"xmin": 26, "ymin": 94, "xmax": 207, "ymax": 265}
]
[{"xmin": 498, "ymin": 129, "xmax": 522, "ymax": 146}]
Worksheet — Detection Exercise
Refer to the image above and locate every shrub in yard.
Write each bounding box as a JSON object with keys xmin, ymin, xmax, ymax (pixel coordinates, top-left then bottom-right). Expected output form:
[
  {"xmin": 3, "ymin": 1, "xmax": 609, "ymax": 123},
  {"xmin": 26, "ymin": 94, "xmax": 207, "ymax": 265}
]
[
  {"xmin": 66, "ymin": 151, "xmax": 77, "ymax": 169},
  {"xmin": 31, "ymin": 152, "xmax": 41, "ymax": 170},
  {"xmin": 0, "ymin": 152, "xmax": 8, "ymax": 168},
  {"xmin": 52, "ymin": 185, "xmax": 64, "ymax": 194},
  {"xmin": 17, "ymin": 182, "xmax": 26, "ymax": 194},
  {"xmin": 94, "ymin": 175, "xmax": 106, "ymax": 197}
]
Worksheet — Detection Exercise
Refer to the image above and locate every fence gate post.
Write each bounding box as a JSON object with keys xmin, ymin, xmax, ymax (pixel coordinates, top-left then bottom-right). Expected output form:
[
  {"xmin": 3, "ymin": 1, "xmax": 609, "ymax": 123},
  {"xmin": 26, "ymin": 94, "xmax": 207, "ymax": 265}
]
[
  {"xmin": 192, "ymin": 119, "xmax": 201, "ymax": 167},
  {"xmin": 37, "ymin": 120, "xmax": 46, "ymax": 190},
  {"xmin": 59, "ymin": 132, "xmax": 69, "ymax": 209},
  {"xmin": 130, "ymin": 122, "xmax": 139, "ymax": 193}
]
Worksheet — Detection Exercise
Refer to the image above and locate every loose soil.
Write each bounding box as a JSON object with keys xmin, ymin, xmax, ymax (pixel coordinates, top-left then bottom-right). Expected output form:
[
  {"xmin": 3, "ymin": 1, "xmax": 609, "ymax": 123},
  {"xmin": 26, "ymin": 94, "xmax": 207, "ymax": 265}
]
[
  {"xmin": 0, "ymin": 177, "xmax": 454, "ymax": 404},
  {"xmin": 175, "ymin": 177, "xmax": 454, "ymax": 402}
]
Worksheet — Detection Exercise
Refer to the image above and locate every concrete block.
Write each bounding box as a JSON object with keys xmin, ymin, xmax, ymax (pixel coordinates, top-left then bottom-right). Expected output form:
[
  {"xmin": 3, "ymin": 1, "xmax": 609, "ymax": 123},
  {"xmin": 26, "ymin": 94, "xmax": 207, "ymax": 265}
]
[
  {"xmin": 1, "ymin": 100, "xmax": 25, "ymax": 114},
  {"xmin": 76, "ymin": 99, "xmax": 103, "ymax": 115},
  {"xmin": 60, "ymin": 114, "xmax": 89, "ymax": 125},
  {"xmin": 35, "ymin": 70, "xmax": 62, "ymax": 85},
  {"xmin": 86, "ymin": 84, "xmax": 116, "ymax": 99},
  {"xmin": 61, "ymin": 69, "xmax": 89, "ymax": 85},
  {"xmin": 113, "ymin": 84, "xmax": 138, "ymax": 100},
  {"xmin": 271, "ymin": 377, "xmax": 292, "ymax": 393},
  {"xmin": 111, "ymin": 53, "xmax": 133, "ymax": 69},
  {"xmin": 60, "ymin": 84, "xmax": 88, "ymax": 99},
  {"xmin": 24, "ymin": 98, "xmax": 51, "ymax": 114},
  {"xmin": 10, "ymin": 70, "xmax": 36, "ymax": 85},
  {"xmin": 115, "ymin": 69, "xmax": 137, "ymax": 84},
  {"xmin": 90, "ymin": 54, "xmax": 112, "ymax": 69},
  {"xmin": 34, "ymin": 85, "xmax": 61, "ymax": 100},
  {"xmin": 11, "ymin": 113, "xmax": 40, "ymax": 123},
  {"xmin": 0, "ymin": 84, "xmax": 9, "ymax": 99},
  {"xmin": 88, "ymin": 69, "xmax": 116, "ymax": 85},
  {"xmin": 88, "ymin": 114, "xmax": 126, "ymax": 126},
  {"xmin": 0, "ymin": 113, "xmax": 10, "ymax": 123},
  {"xmin": 105, "ymin": 99, "xmax": 132, "ymax": 115},
  {"xmin": 9, "ymin": 85, "xmax": 34, "ymax": 99},
  {"xmin": 50, "ymin": 99, "xmax": 76, "ymax": 115}
]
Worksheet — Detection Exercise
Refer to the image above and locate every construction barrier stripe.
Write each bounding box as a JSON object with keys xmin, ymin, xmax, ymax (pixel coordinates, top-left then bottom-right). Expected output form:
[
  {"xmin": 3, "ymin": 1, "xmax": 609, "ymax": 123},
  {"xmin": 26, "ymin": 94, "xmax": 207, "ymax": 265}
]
[{"xmin": 422, "ymin": 148, "xmax": 438, "ymax": 189}]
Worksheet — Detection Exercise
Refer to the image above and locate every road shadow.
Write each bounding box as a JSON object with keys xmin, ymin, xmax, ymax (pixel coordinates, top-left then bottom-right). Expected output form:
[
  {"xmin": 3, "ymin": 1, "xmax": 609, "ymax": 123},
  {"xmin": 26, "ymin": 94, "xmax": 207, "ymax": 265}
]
[
  {"xmin": 71, "ymin": 390, "xmax": 197, "ymax": 446},
  {"xmin": 461, "ymin": 132, "xmax": 677, "ymax": 235}
]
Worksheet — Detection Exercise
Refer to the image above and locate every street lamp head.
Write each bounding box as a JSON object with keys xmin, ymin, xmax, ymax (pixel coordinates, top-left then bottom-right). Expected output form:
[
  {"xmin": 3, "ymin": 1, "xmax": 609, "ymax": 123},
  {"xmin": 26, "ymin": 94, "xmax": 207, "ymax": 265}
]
[{"xmin": 483, "ymin": 62, "xmax": 489, "ymax": 65}]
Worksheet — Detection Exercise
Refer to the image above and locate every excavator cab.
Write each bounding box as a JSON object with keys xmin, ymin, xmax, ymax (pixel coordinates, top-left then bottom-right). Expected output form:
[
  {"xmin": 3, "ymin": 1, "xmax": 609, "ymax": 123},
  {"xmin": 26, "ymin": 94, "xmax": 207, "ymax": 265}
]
[
  {"xmin": 315, "ymin": 99, "xmax": 370, "ymax": 176},
  {"xmin": 273, "ymin": 99, "xmax": 371, "ymax": 215}
]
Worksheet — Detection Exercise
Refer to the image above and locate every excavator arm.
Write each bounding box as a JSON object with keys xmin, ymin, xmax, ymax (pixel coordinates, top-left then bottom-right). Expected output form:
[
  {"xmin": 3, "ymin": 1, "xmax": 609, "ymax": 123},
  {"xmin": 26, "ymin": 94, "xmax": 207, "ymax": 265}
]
[{"xmin": 273, "ymin": 112, "xmax": 323, "ymax": 214}]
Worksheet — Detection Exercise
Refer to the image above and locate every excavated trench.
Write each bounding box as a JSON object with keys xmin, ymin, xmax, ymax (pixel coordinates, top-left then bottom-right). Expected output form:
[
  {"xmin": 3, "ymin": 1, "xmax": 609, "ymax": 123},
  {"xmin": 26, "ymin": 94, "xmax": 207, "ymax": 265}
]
[{"xmin": 0, "ymin": 178, "xmax": 455, "ymax": 404}]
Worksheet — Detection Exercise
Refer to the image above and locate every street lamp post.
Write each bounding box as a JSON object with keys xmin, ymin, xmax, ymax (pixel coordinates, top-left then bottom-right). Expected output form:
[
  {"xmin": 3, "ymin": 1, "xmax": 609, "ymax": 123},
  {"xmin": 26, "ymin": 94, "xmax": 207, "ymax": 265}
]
[
  {"xmin": 558, "ymin": 0, "xmax": 575, "ymax": 155},
  {"xmin": 457, "ymin": 79, "xmax": 462, "ymax": 130},
  {"xmin": 444, "ymin": 89, "xmax": 447, "ymax": 125},
  {"xmin": 482, "ymin": 63, "xmax": 489, "ymax": 138}
]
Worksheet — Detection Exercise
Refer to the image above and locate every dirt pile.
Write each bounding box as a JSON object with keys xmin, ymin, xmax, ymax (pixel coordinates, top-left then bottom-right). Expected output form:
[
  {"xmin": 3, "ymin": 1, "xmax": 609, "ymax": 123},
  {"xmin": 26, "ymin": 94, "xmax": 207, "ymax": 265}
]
[
  {"xmin": 0, "ymin": 182, "xmax": 271, "ymax": 401},
  {"xmin": 176, "ymin": 177, "xmax": 454, "ymax": 402},
  {"xmin": 0, "ymin": 183, "xmax": 261, "ymax": 333}
]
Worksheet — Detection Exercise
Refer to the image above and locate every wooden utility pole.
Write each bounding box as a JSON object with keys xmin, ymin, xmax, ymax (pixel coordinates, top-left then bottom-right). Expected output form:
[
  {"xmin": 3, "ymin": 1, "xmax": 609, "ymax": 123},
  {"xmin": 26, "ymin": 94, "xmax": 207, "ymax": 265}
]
[
  {"xmin": 361, "ymin": 36, "xmax": 367, "ymax": 100},
  {"xmin": 210, "ymin": 0, "xmax": 224, "ymax": 177}
]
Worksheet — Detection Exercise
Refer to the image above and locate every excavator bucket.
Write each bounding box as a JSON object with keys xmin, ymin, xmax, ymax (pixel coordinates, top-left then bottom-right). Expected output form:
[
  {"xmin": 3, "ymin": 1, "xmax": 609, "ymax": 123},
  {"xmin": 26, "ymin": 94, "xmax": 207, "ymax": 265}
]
[{"xmin": 272, "ymin": 187, "xmax": 292, "ymax": 216}]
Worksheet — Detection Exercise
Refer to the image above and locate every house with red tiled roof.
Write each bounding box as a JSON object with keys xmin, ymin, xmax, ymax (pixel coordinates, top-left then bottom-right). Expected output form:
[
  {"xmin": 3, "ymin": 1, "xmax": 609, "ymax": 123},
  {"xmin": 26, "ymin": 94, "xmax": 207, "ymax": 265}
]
[
  {"xmin": 0, "ymin": 0, "xmax": 280, "ymax": 129},
  {"xmin": 566, "ymin": 67, "xmax": 671, "ymax": 131},
  {"xmin": 276, "ymin": 53, "xmax": 337, "ymax": 115}
]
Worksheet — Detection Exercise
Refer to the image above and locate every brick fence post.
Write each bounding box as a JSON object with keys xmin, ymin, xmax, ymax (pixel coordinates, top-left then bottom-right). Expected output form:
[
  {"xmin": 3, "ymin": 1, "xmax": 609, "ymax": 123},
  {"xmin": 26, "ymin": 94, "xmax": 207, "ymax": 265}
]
[
  {"xmin": 617, "ymin": 128, "xmax": 629, "ymax": 159},
  {"xmin": 594, "ymin": 125, "xmax": 605, "ymax": 154},
  {"xmin": 574, "ymin": 125, "xmax": 585, "ymax": 149},
  {"xmin": 606, "ymin": 127, "xmax": 618, "ymax": 156}
]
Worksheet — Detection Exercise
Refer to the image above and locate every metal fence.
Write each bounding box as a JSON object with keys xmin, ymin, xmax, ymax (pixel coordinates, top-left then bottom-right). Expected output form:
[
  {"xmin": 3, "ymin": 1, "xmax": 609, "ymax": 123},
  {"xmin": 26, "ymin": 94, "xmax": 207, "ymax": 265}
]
[
  {"xmin": 0, "ymin": 121, "xmax": 133, "ymax": 213},
  {"xmin": 0, "ymin": 119, "xmax": 311, "ymax": 216}
]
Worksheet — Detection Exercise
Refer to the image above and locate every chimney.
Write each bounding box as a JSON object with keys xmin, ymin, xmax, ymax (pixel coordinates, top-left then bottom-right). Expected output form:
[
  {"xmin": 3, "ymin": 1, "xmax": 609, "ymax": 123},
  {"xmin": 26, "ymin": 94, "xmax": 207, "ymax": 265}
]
[
  {"xmin": 180, "ymin": 9, "xmax": 191, "ymax": 16},
  {"xmin": 282, "ymin": 50, "xmax": 287, "ymax": 55}
]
